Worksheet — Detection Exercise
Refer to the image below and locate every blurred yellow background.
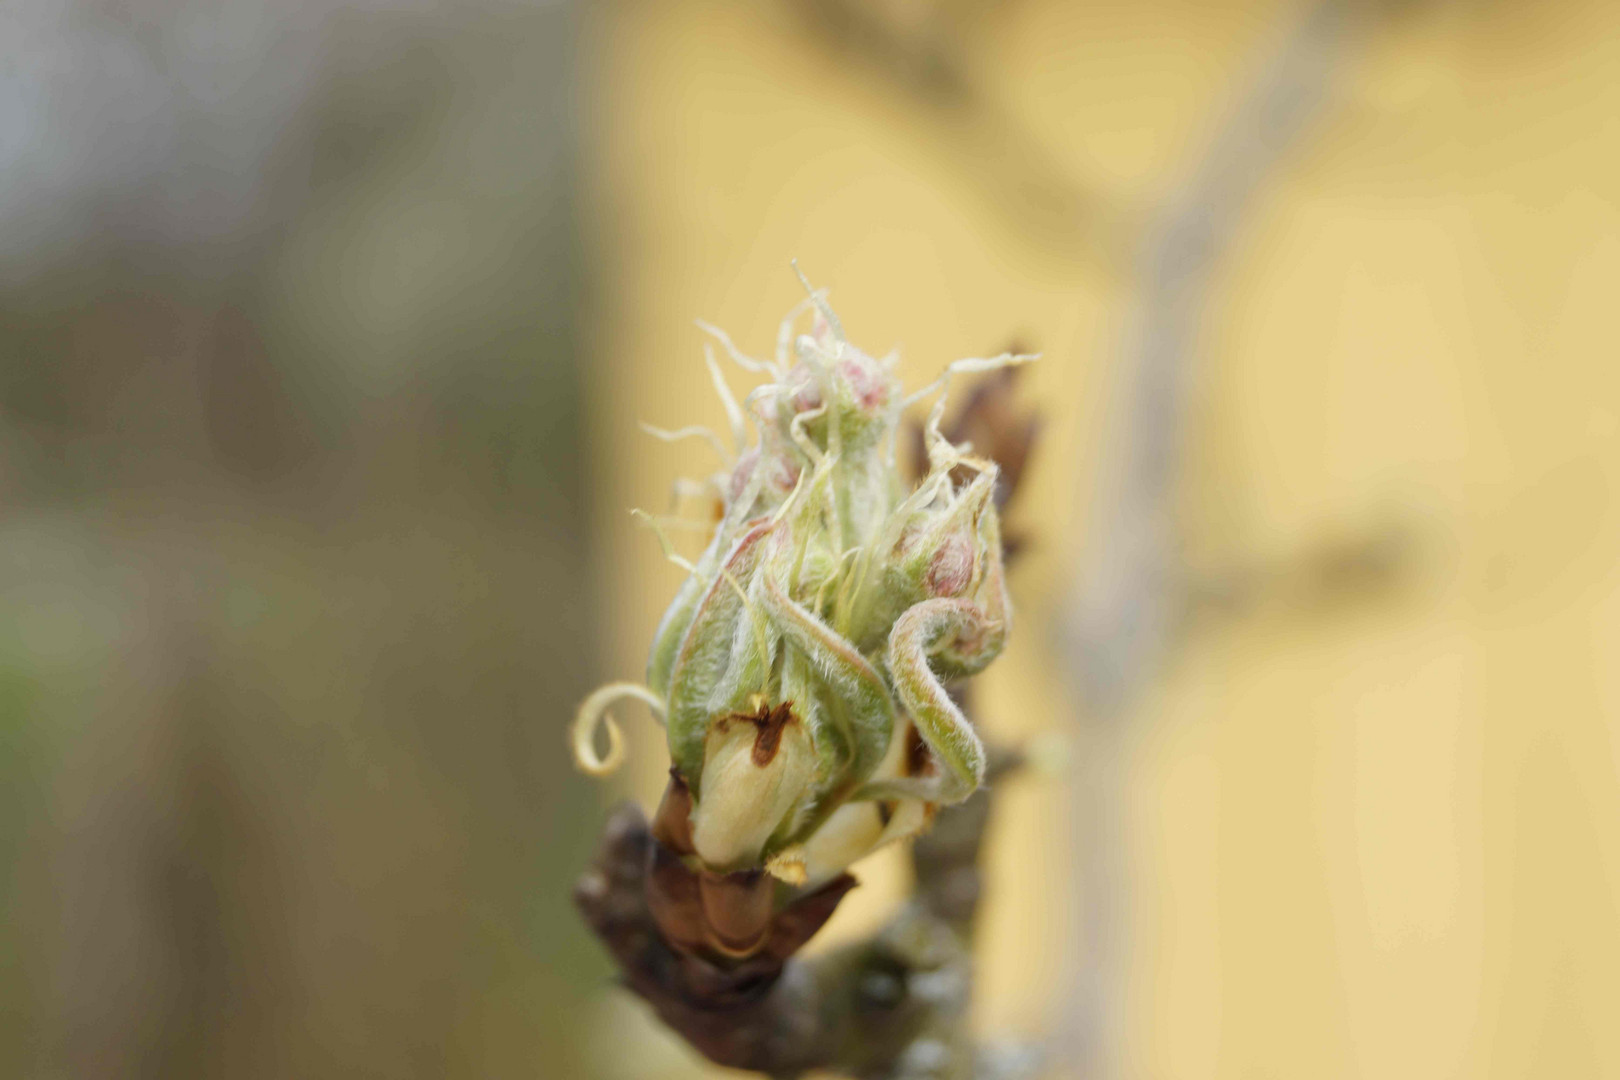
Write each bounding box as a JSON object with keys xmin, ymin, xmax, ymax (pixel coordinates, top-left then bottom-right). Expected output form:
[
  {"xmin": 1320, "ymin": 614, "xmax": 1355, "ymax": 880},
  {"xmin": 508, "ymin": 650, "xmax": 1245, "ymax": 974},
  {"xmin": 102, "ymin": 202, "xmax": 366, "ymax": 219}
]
[
  {"xmin": 586, "ymin": 1, "xmax": 1620, "ymax": 1077},
  {"xmin": 0, "ymin": 1, "xmax": 1616, "ymax": 1078}
]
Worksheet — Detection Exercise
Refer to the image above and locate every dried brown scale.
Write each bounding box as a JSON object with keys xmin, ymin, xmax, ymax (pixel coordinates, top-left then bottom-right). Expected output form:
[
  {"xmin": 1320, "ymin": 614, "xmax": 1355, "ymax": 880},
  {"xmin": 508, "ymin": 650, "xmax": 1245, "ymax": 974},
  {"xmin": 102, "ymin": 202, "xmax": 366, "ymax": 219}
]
[
  {"xmin": 740, "ymin": 701, "xmax": 798, "ymax": 767},
  {"xmin": 698, "ymin": 869, "xmax": 777, "ymax": 957},
  {"xmin": 574, "ymin": 805, "xmax": 859, "ymax": 1072},
  {"xmin": 575, "ymin": 763, "xmax": 1023, "ymax": 1077},
  {"xmin": 644, "ymin": 836, "xmax": 709, "ymax": 956},
  {"xmin": 651, "ymin": 768, "xmax": 695, "ymax": 853}
]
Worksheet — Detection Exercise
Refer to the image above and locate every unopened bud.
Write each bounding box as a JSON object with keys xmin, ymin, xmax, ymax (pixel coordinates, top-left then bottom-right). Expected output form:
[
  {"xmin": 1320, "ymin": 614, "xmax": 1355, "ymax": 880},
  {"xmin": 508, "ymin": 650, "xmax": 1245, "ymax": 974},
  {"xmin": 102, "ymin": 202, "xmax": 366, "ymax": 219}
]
[
  {"xmin": 575, "ymin": 273, "xmax": 1030, "ymax": 892},
  {"xmin": 689, "ymin": 702, "xmax": 814, "ymax": 871},
  {"xmin": 793, "ymin": 798, "xmax": 931, "ymax": 889}
]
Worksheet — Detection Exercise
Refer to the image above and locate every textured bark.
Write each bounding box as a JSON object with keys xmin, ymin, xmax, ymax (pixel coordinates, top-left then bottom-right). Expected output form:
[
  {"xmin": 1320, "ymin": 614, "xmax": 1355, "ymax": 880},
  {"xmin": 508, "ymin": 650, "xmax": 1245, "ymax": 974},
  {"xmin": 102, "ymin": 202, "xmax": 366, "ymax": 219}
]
[{"xmin": 574, "ymin": 750, "xmax": 1032, "ymax": 1079}]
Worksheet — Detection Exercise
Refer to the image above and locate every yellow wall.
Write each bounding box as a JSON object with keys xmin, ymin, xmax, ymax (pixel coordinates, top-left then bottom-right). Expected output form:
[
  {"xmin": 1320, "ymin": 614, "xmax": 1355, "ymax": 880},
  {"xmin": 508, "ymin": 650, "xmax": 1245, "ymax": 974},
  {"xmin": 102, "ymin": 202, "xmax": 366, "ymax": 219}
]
[{"xmin": 583, "ymin": 1, "xmax": 1620, "ymax": 1075}]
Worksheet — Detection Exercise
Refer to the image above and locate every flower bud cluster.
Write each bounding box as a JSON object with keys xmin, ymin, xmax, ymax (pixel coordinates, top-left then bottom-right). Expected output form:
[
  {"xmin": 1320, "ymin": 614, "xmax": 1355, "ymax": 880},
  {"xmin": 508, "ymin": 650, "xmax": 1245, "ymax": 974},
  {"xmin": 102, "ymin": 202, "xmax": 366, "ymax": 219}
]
[{"xmin": 574, "ymin": 277, "xmax": 1031, "ymax": 898}]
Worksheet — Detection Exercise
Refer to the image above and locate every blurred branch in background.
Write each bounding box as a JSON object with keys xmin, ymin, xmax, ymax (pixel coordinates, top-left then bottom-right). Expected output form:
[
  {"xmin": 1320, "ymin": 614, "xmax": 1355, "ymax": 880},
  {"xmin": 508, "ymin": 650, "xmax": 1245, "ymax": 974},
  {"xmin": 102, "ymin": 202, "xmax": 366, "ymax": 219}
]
[
  {"xmin": 1062, "ymin": 2, "xmax": 1370, "ymax": 1073},
  {"xmin": 776, "ymin": 0, "xmax": 1134, "ymax": 269},
  {"xmin": 0, "ymin": 2, "xmax": 608, "ymax": 1077},
  {"xmin": 1071, "ymin": 0, "xmax": 1360, "ymax": 714}
]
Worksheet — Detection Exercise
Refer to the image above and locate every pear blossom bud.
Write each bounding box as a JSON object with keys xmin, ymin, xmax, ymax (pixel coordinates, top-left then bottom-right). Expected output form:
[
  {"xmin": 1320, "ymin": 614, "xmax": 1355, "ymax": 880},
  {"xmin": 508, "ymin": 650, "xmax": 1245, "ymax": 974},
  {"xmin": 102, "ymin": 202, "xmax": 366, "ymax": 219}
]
[
  {"xmin": 689, "ymin": 702, "xmax": 815, "ymax": 871},
  {"xmin": 793, "ymin": 797, "xmax": 933, "ymax": 890},
  {"xmin": 573, "ymin": 274, "xmax": 1034, "ymax": 922},
  {"xmin": 925, "ymin": 533, "xmax": 974, "ymax": 597},
  {"xmin": 836, "ymin": 354, "xmax": 889, "ymax": 412}
]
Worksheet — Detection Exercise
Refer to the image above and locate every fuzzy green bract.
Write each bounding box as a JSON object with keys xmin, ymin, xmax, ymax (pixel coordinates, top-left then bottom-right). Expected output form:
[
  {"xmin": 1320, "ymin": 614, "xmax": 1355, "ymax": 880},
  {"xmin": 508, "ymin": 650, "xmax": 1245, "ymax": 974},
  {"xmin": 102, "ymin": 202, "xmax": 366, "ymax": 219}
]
[{"xmin": 573, "ymin": 272, "xmax": 1030, "ymax": 885}]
